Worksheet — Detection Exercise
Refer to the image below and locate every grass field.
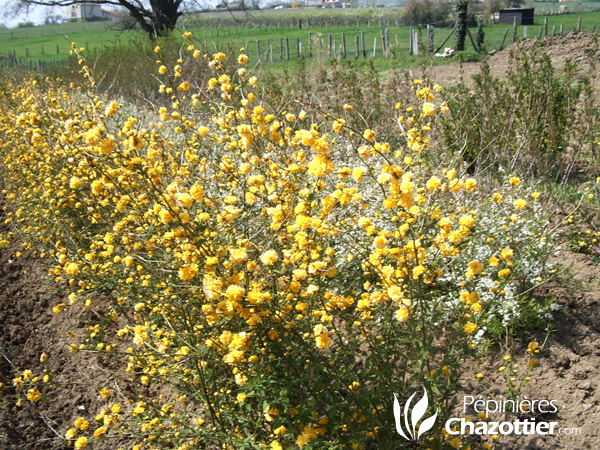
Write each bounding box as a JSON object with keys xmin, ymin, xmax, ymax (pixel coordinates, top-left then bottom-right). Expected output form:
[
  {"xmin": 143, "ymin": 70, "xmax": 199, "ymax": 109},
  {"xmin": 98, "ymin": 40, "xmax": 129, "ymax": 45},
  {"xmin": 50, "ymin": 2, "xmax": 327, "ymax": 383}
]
[{"xmin": 1, "ymin": 9, "xmax": 600, "ymax": 67}]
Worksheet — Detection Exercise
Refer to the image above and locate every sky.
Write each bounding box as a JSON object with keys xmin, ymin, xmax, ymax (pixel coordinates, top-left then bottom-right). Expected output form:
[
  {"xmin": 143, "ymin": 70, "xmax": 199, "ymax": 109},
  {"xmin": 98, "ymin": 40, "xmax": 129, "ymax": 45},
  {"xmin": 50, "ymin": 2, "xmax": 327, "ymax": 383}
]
[
  {"xmin": 0, "ymin": 0, "xmax": 59, "ymax": 28},
  {"xmin": 0, "ymin": 0, "xmax": 225, "ymax": 28}
]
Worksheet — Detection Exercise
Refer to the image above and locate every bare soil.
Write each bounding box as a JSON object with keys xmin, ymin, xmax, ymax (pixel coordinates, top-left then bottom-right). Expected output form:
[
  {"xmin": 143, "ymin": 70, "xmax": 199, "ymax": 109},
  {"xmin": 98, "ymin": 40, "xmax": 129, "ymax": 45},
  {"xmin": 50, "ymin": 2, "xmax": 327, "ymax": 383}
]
[{"xmin": 427, "ymin": 32, "xmax": 599, "ymax": 86}]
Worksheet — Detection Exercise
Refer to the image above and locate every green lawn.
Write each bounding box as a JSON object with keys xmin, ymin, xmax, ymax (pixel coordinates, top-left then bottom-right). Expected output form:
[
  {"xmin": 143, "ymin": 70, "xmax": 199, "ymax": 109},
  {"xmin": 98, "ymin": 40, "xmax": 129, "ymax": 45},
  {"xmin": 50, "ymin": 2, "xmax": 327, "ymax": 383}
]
[
  {"xmin": 0, "ymin": 21, "xmax": 136, "ymax": 61},
  {"xmin": 1, "ymin": 9, "xmax": 599, "ymax": 67}
]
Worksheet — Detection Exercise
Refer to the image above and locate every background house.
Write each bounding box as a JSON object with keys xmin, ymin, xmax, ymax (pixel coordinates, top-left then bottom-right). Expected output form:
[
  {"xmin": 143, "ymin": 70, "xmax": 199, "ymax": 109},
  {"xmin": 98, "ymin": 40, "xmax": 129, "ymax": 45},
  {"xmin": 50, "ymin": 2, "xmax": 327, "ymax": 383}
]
[{"xmin": 68, "ymin": 3, "xmax": 120, "ymax": 21}]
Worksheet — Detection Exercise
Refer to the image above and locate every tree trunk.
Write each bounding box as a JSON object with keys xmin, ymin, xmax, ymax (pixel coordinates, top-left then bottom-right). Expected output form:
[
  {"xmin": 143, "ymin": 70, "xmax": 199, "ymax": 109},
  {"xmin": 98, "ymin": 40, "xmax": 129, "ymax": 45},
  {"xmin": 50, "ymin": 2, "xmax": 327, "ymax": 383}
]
[
  {"xmin": 120, "ymin": 0, "xmax": 182, "ymax": 37},
  {"xmin": 455, "ymin": 0, "xmax": 468, "ymax": 52}
]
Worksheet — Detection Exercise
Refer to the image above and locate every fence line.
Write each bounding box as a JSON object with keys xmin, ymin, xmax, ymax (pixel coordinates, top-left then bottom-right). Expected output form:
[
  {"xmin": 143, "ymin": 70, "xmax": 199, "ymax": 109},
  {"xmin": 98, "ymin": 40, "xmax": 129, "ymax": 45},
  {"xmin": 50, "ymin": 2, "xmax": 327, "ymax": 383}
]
[{"xmin": 0, "ymin": 16, "xmax": 595, "ymax": 73}]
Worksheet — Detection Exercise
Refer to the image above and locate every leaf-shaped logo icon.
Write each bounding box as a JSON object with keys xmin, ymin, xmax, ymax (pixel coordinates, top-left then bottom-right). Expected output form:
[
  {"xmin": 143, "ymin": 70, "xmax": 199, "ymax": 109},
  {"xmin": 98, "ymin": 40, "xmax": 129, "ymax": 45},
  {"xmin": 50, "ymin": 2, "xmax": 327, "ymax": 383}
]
[{"xmin": 393, "ymin": 387, "xmax": 438, "ymax": 441}]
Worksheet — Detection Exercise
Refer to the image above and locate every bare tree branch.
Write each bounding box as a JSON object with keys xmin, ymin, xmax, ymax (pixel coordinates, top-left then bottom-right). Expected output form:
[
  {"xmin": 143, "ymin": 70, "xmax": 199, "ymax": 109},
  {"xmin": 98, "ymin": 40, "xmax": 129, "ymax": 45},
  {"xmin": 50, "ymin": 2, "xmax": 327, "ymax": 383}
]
[{"xmin": 12, "ymin": 0, "xmax": 184, "ymax": 36}]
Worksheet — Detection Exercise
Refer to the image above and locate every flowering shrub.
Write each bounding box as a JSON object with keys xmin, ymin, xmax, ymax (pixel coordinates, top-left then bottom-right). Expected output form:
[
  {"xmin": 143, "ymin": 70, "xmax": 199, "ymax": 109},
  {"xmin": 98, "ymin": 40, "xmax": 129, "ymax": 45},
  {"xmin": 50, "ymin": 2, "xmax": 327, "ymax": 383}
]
[{"xmin": 0, "ymin": 40, "xmax": 555, "ymax": 449}]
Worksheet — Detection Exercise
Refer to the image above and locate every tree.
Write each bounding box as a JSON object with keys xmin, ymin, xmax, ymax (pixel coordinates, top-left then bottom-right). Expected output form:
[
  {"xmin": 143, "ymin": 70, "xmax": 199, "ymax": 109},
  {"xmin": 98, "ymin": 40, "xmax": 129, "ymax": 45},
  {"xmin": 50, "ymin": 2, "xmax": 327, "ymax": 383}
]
[
  {"xmin": 455, "ymin": 0, "xmax": 468, "ymax": 52},
  {"xmin": 13, "ymin": 0, "xmax": 184, "ymax": 36},
  {"xmin": 401, "ymin": 0, "xmax": 451, "ymax": 27}
]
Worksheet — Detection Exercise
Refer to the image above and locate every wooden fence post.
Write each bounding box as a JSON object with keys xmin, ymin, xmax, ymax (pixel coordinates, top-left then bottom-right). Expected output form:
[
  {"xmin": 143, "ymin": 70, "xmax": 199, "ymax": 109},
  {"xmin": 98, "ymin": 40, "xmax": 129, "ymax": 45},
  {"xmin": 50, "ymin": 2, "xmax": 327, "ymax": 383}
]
[
  {"xmin": 434, "ymin": 25, "xmax": 455, "ymax": 54},
  {"xmin": 427, "ymin": 25, "xmax": 434, "ymax": 54},
  {"xmin": 361, "ymin": 31, "xmax": 366, "ymax": 58},
  {"xmin": 285, "ymin": 37, "xmax": 290, "ymax": 61},
  {"xmin": 499, "ymin": 28, "xmax": 508, "ymax": 50}
]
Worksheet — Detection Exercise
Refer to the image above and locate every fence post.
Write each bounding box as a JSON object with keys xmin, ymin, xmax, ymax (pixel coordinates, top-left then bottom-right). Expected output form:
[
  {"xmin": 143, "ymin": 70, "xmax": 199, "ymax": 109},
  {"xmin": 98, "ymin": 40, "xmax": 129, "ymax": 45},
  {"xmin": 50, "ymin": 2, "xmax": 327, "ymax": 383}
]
[
  {"xmin": 285, "ymin": 37, "xmax": 290, "ymax": 61},
  {"xmin": 385, "ymin": 29, "xmax": 390, "ymax": 57},
  {"xmin": 308, "ymin": 32, "xmax": 312, "ymax": 58},
  {"xmin": 577, "ymin": 16, "xmax": 582, "ymax": 33},
  {"xmin": 328, "ymin": 34, "xmax": 332, "ymax": 57},
  {"xmin": 355, "ymin": 34, "xmax": 359, "ymax": 57},
  {"xmin": 409, "ymin": 27, "xmax": 414, "ymax": 55},
  {"xmin": 499, "ymin": 28, "xmax": 508, "ymax": 50},
  {"xmin": 372, "ymin": 37, "xmax": 377, "ymax": 57},
  {"xmin": 512, "ymin": 16, "xmax": 518, "ymax": 42},
  {"xmin": 560, "ymin": 23, "xmax": 564, "ymax": 35},
  {"xmin": 342, "ymin": 32, "xmax": 346, "ymax": 58},
  {"xmin": 361, "ymin": 31, "xmax": 366, "ymax": 58},
  {"xmin": 256, "ymin": 40, "xmax": 261, "ymax": 62},
  {"xmin": 427, "ymin": 25, "xmax": 434, "ymax": 54},
  {"xmin": 434, "ymin": 24, "xmax": 456, "ymax": 54},
  {"xmin": 544, "ymin": 16, "xmax": 548, "ymax": 37},
  {"xmin": 280, "ymin": 37, "xmax": 283, "ymax": 61}
]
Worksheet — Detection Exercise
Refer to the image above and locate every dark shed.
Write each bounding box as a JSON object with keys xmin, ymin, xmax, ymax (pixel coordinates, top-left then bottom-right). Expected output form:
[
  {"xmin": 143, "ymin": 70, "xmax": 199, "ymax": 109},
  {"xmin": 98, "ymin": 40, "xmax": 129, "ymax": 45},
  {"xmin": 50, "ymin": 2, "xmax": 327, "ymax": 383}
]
[{"xmin": 498, "ymin": 8, "xmax": 535, "ymax": 26}]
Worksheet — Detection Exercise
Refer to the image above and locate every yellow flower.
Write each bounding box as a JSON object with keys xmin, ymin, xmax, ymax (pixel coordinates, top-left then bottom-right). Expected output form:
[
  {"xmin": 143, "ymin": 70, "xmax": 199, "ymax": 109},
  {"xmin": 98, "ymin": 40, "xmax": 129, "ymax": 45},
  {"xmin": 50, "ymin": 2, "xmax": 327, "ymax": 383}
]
[
  {"xmin": 464, "ymin": 178, "xmax": 477, "ymax": 192},
  {"xmin": 177, "ymin": 81, "xmax": 190, "ymax": 91},
  {"xmin": 238, "ymin": 54, "xmax": 249, "ymax": 64},
  {"xmin": 74, "ymin": 417, "xmax": 90, "ymax": 431},
  {"xmin": 509, "ymin": 176, "xmax": 521, "ymax": 187},
  {"xmin": 260, "ymin": 250, "xmax": 279, "ymax": 266},
  {"xmin": 463, "ymin": 322, "xmax": 478, "ymax": 335},
  {"xmin": 373, "ymin": 235, "xmax": 387, "ymax": 249},
  {"xmin": 333, "ymin": 119, "xmax": 345, "ymax": 132},
  {"xmin": 178, "ymin": 264, "xmax": 199, "ymax": 281},
  {"xmin": 273, "ymin": 426, "xmax": 287, "ymax": 436},
  {"xmin": 422, "ymin": 102, "xmax": 436, "ymax": 116},
  {"xmin": 498, "ymin": 268, "xmax": 511, "ymax": 277},
  {"xmin": 514, "ymin": 198, "xmax": 527, "ymax": 209},
  {"xmin": 395, "ymin": 307, "xmax": 409, "ymax": 322},
  {"xmin": 500, "ymin": 248, "xmax": 514, "ymax": 260},
  {"xmin": 26, "ymin": 388, "xmax": 41, "ymax": 402},
  {"xmin": 426, "ymin": 176, "xmax": 441, "ymax": 190},
  {"xmin": 99, "ymin": 388, "xmax": 111, "ymax": 399},
  {"xmin": 158, "ymin": 65, "xmax": 168, "ymax": 74},
  {"xmin": 183, "ymin": 31, "xmax": 192, "ymax": 39},
  {"xmin": 466, "ymin": 260, "xmax": 483, "ymax": 278},
  {"xmin": 363, "ymin": 129, "xmax": 375, "ymax": 142},
  {"xmin": 314, "ymin": 324, "xmax": 332, "ymax": 349},
  {"xmin": 527, "ymin": 341, "xmax": 540, "ymax": 354},
  {"xmin": 74, "ymin": 437, "xmax": 88, "ymax": 449},
  {"xmin": 229, "ymin": 248, "xmax": 248, "ymax": 264}
]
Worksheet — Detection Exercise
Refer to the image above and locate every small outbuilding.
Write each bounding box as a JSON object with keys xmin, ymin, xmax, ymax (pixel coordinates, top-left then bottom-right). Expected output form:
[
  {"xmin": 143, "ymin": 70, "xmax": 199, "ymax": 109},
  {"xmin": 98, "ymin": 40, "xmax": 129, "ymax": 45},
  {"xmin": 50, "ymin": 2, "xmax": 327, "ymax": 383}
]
[{"xmin": 498, "ymin": 8, "xmax": 535, "ymax": 26}]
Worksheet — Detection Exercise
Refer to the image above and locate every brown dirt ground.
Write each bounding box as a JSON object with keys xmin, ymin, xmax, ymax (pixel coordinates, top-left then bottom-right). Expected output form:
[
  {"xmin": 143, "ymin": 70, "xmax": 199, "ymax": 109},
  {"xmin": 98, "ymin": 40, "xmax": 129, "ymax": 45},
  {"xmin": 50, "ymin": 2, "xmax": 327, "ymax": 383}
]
[
  {"xmin": 2, "ymin": 33, "xmax": 600, "ymax": 450},
  {"xmin": 425, "ymin": 32, "xmax": 600, "ymax": 86}
]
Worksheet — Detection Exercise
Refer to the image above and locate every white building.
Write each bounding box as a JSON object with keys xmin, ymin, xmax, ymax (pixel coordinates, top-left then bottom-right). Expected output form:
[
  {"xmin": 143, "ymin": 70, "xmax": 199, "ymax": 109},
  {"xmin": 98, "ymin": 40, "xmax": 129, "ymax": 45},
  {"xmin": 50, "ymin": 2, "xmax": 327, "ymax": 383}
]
[{"xmin": 68, "ymin": 3, "xmax": 120, "ymax": 21}]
